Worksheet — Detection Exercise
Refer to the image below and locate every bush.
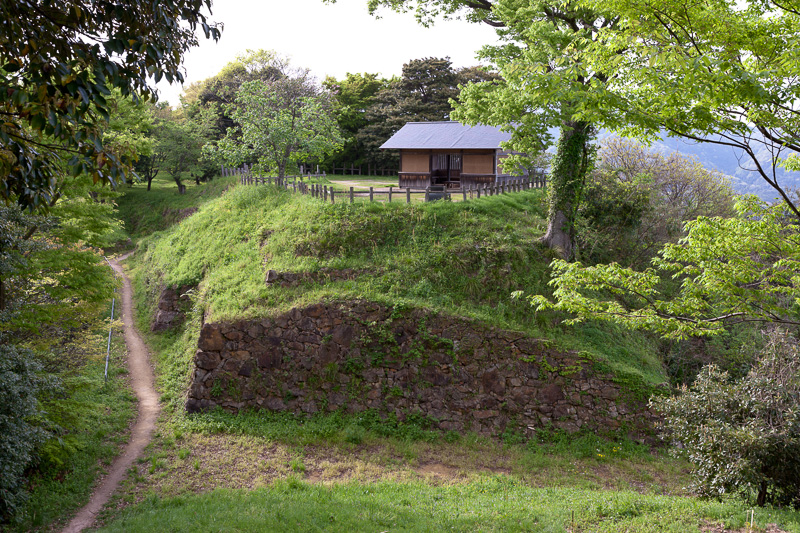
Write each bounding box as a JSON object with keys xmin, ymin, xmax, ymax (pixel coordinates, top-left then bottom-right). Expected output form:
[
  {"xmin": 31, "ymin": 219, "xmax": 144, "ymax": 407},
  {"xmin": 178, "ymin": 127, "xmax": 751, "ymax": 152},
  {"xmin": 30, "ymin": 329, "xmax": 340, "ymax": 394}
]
[
  {"xmin": 653, "ymin": 329, "xmax": 800, "ymax": 507},
  {"xmin": 0, "ymin": 345, "xmax": 59, "ymax": 520},
  {"xmin": 577, "ymin": 138, "xmax": 736, "ymax": 267}
]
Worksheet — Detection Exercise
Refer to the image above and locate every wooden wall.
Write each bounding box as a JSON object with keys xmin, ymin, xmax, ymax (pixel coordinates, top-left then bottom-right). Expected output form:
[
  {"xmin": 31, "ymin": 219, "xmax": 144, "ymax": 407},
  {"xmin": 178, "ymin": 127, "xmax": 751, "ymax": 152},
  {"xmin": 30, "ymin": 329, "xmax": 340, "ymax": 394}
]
[
  {"xmin": 463, "ymin": 152, "xmax": 495, "ymax": 175},
  {"xmin": 401, "ymin": 151, "xmax": 430, "ymax": 173}
]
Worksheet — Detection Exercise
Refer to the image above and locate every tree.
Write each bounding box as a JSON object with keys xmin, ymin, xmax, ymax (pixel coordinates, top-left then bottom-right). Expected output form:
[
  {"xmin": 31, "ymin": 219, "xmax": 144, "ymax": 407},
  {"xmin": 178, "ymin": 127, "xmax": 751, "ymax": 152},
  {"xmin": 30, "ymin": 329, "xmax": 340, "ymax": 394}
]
[
  {"xmin": 575, "ymin": 0, "xmax": 800, "ymax": 218},
  {"xmin": 0, "ymin": 344, "xmax": 58, "ymax": 519},
  {"xmin": 215, "ymin": 73, "xmax": 343, "ymax": 178},
  {"xmin": 356, "ymin": 57, "xmax": 499, "ymax": 171},
  {"xmin": 183, "ymin": 49, "xmax": 287, "ymax": 139},
  {"xmin": 526, "ymin": 196, "xmax": 800, "ymax": 340},
  {"xmin": 653, "ymin": 329, "xmax": 800, "ymax": 507},
  {"xmin": 0, "ymin": 0, "xmax": 220, "ymax": 210},
  {"xmin": 577, "ymin": 138, "xmax": 736, "ymax": 266},
  {"xmin": 343, "ymin": 0, "xmax": 616, "ymax": 259},
  {"xmin": 322, "ymin": 73, "xmax": 389, "ymax": 171}
]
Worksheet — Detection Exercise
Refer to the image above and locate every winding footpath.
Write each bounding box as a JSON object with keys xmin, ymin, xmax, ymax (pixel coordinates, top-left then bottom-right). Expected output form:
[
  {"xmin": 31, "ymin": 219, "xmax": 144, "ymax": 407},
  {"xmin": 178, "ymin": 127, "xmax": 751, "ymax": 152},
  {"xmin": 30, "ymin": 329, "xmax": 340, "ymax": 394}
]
[{"xmin": 62, "ymin": 255, "xmax": 160, "ymax": 533}]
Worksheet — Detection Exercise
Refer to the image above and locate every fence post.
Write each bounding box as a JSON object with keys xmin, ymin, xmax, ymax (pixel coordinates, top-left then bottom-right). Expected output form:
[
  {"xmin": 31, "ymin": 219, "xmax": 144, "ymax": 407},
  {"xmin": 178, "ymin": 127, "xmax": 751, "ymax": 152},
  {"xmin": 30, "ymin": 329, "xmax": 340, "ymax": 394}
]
[
  {"xmin": 388, "ymin": 186, "xmax": 392, "ymax": 203},
  {"xmin": 369, "ymin": 186, "xmax": 373, "ymax": 202},
  {"xmin": 324, "ymin": 185, "xmax": 328, "ymax": 202},
  {"xmin": 350, "ymin": 187, "xmax": 354, "ymax": 204},
  {"xmin": 330, "ymin": 189, "xmax": 335, "ymax": 204},
  {"xmin": 406, "ymin": 187, "xmax": 411, "ymax": 204},
  {"xmin": 477, "ymin": 186, "xmax": 481, "ymax": 199},
  {"xmin": 462, "ymin": 188, "xmax": 467, "ymax": 202}
]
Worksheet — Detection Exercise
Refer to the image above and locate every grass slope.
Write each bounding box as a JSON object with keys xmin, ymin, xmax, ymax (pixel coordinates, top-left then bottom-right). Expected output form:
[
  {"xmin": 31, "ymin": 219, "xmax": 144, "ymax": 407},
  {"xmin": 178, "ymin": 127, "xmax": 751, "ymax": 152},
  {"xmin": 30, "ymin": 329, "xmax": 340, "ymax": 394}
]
[
  {"xmin": 132, "ymin": 179, "xmax": 666, "ymax": 393},
  {"xmin": 99, "ymin": 175, "xmax": 800, "ymax": 532}
]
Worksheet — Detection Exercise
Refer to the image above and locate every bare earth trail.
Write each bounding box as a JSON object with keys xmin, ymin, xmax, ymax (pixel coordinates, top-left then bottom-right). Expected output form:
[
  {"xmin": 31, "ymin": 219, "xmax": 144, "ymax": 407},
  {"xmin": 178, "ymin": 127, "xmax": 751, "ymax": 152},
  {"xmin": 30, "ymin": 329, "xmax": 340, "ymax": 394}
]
[{"xmin": 62, "ymin": 254, "xmax": 160, "ymax": 533}]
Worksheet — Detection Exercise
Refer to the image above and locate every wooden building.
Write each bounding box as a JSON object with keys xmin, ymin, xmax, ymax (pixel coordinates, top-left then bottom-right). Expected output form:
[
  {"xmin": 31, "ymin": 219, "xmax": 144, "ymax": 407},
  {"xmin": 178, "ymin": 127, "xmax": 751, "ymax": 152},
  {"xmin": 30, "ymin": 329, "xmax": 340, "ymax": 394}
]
[{"xmin": 380, "ymin": 121, "xmax": 525, "ymax": 189}]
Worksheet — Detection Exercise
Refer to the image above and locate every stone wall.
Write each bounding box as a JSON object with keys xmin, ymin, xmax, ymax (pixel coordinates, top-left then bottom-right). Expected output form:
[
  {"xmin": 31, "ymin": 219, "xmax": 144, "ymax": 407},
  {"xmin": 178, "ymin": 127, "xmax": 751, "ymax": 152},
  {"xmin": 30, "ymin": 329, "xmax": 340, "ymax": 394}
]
[
  {"xmin": 151, "ymin": 284, "xmax": 195, "ymax": 332},
  {"xmin": 186, "ymin": 301, "xmax": 659, "ymax": 438}
]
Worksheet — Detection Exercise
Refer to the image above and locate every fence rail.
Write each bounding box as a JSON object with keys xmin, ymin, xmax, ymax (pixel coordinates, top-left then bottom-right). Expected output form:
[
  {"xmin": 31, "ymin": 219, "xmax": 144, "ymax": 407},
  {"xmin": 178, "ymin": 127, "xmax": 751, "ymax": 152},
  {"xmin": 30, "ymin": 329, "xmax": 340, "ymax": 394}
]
[{"xmin": 240, "ymin": 174, "xmax": 546, "ymax": 204}]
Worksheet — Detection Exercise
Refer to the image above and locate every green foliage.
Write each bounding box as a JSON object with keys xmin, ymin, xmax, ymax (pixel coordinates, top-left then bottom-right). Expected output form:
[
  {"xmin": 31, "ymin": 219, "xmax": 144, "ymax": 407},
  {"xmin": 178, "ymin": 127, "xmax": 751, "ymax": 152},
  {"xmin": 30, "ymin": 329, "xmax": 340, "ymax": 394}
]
[
  {"xmin": 211, "ymin": 57, "xmax": 343, "ymax": 178},
  {"xmin": 445, "ymin": 0, "xmax": 616, "ymax": 256},
  {"xmin": 0, "ymin": 0, "xmax": 220, "ymax": 209},
  {"xmin": 0, "ymin": 184, "xmax": 118, "ymax": 332},
  {"xmin": 653, "ymin": 330, "xmax": 800, "ymax": 507},
  {"xmin": 577, "ymin": 0, "xmax": 800, "ymax": 216},
  {"xmin": 576, "ymin": 138, "xmax": 737, "ymax": 267},
  {"xmin": 531, "ymin": 196, "xmax": 800, "ymax": 339},
  {"xmin": 0, "ymin": 345, "xmax": 59, "ymax": 520},
  {"xmin": 321, "ymin": 72, "xmax": 388, "ymax": 169},
  {"xmin": 182, "ymin": 49, "xmax": 287, "ymax": 138}
]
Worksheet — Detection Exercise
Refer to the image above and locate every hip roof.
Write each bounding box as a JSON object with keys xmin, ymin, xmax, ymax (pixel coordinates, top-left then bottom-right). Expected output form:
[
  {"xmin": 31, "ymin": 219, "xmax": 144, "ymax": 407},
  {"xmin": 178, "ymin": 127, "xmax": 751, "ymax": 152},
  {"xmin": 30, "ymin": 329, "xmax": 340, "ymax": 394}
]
[{"xmin": 380, "ymin": 121, "xmax": 511, "ymax": 150}]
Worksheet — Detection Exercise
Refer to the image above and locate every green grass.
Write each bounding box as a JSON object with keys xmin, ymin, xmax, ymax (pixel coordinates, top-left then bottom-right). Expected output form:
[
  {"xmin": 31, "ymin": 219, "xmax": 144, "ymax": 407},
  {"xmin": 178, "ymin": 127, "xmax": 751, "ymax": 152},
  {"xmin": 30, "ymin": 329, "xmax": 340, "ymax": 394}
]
[
  {"xmin": 104, "ymin": 170, "xmax": 800, "ymax": 531},
  {"xmin": 5, "ymin": 314, "xmax": 136, "ymax": 531},
  {"xmin": 97, "ymin": 478, "xmax": 800, "ymax": 532},
  {"xmin": 127, "ymin": 180, "xmax": 666, "ymax": 401},
  {"xmin": 116, "ymin": 173, "xmax": 239, "ymax": 238}
]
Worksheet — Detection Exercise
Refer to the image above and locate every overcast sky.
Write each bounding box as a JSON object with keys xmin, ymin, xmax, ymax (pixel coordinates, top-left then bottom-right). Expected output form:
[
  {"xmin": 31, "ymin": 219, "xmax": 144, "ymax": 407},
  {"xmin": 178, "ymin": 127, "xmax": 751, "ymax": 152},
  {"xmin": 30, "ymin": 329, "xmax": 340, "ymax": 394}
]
[{"xmin": 154, "ymin": 0, "xmax": 500, "ymax": 106}]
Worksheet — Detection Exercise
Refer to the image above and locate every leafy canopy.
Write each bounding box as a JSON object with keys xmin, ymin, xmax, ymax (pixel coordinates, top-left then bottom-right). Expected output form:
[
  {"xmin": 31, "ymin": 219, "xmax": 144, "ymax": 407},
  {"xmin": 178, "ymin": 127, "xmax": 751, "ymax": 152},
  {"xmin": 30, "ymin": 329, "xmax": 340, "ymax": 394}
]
[
  {"xmin": 526, "ymin": 196, "xmax": 800, "ymax": 339},
  {"xmin": 576, "ymin": 0, "xmax": 800, "ymax": 217},
  {"xmin": 0, "ymin": 0, "xmax": 220, "ymax": 209},
  {"xmin": 214, "ymin": 72, "xmax": 343, "ymax": 177}
]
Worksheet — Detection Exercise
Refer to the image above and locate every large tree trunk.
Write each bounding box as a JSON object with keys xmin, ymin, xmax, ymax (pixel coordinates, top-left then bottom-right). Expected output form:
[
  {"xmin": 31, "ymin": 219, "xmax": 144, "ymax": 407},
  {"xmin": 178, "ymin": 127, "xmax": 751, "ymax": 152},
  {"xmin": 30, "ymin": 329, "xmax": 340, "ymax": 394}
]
[{"xmin": 541, "ymin": 120, "xmax": 595, "ymax": 260}]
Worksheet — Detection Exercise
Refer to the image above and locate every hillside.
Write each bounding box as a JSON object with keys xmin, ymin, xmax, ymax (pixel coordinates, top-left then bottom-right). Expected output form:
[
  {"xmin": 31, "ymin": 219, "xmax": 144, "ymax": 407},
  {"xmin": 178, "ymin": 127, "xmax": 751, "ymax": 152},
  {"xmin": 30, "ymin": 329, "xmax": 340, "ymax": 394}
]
[
  {"xmin": 86, "ymin": 177, "xmax": 800, "ymax": 533},
  {"xmin": 130, "ymin": 181, "xmax": 667, "ymax": 399}
]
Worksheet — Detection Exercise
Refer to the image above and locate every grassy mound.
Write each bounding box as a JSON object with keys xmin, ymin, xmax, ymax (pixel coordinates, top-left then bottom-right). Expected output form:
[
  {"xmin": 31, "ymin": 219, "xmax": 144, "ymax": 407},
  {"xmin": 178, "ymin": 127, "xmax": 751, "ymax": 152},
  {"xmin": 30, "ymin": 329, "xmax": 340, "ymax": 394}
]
[{"xmin": 129, "ymin": 181, "xmax": 666, "ymax": 411}]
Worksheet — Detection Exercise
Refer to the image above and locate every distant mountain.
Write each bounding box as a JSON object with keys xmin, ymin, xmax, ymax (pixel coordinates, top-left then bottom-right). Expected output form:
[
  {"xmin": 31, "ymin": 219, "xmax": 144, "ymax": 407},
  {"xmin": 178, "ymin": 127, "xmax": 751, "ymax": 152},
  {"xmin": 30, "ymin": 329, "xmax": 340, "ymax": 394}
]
[{"xmin": 648, "ymin": 136, "xmax": 800, "ymax": 202}]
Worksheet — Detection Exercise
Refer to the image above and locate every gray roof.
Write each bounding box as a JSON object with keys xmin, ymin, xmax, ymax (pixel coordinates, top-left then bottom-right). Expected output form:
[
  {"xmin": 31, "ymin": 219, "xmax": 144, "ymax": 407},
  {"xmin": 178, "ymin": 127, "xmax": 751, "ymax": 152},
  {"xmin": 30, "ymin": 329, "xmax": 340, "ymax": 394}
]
[{"xmin": 380, "ymin": 121, "xmax": 511, "ymax": 150}]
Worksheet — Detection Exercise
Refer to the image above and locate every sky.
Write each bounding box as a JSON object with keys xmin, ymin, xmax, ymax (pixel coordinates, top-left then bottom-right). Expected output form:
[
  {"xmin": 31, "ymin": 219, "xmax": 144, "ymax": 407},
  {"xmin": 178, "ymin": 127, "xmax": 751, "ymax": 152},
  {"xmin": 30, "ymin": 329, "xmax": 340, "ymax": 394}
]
[{"xmin": 154, "ymin": 0, "xmax": 500, "ymax": 106}]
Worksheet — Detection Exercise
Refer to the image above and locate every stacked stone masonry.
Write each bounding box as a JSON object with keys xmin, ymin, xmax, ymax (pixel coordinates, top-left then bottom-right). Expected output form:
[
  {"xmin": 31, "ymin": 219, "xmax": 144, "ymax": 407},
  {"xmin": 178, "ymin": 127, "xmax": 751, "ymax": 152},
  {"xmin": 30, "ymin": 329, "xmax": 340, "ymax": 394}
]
[
  {"xmin": 186, "ymin": 301, "xmax": 658, "ymax": 437},
  {"xmin": 151, "ymin": 284, "xmax": 194, "ymax": 332}
]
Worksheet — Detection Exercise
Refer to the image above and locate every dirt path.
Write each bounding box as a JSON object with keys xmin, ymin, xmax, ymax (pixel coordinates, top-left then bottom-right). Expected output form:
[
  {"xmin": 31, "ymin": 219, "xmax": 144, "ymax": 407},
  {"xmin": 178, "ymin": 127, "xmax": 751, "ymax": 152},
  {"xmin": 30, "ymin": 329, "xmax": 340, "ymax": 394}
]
[
  {"xmin": 62, "ymin": 254, "xmax": 160, "ymax": 533},
  {"xmin": 329, "ymin": 179, "xmax": 395, "ymax": 191}
]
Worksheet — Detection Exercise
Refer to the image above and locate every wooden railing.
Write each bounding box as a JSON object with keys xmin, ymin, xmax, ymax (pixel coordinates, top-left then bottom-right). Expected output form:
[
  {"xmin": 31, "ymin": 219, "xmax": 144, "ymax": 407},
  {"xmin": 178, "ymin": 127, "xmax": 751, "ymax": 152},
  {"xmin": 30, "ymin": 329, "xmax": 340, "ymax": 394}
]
[{"xmin": 241, "ymin": 174, "xmax": 546, "ymax": 204}]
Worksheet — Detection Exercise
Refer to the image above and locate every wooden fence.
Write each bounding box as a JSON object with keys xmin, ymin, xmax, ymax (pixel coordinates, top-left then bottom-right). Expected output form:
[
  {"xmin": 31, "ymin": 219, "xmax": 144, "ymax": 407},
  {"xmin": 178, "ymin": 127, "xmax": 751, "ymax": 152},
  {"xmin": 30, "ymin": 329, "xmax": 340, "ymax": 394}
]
[
  {"xmin": 240, "ymin": 174, "xmax": 546, "ymax": 204},
  {"xmin": 330, "ymin": 163, "xmax": 398, "ymax": 176}
]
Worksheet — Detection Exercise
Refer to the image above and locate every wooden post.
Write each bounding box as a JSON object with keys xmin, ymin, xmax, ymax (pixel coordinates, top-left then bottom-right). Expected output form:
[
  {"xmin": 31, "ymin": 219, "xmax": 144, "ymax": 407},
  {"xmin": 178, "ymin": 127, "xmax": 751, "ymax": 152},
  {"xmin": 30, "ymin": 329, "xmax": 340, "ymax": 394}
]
[
  {"xmin": 324, "ymin": 185, "xmax": 328, "ymax": 202},
  {"xmin": 406, "ymin": 187, "xmax": 411, "ymax": 204},
  {"xmin": 331, "ymin": 189, "xmax": 335, "ymax": 204},
  {"xmin": 462, "ymin": 188, "xmax": 467, "ymax": 202},
  {"xmin": 388, "ymin": 186, "xmax": 392, "ymax": 203},
  {"xmin": 350, "ymin": 187, "xmax": 354, "ymax": 204},
  {"xmin": 369, "ymin": 186, "xmax": 374, "ymax": 202},
  {"xmin": 477, "ymin": 186, "xmax": 481, "ymax": 199},
  {"xmin": 425, "ymin": 188, "xmax": 430, "ymax": 202}
]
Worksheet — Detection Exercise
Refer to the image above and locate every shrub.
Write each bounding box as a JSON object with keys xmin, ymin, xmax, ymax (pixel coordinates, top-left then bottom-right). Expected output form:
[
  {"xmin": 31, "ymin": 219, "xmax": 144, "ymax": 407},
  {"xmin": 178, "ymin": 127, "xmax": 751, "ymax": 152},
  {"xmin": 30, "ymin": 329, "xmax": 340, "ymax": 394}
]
[
  {"xmin": 577, "ymin": 138, "xmax": 736, "ymax": 267},
  {"xmin": 653, "ymin": 329, "xmax": 800, "ymax": 507},
  {"xmin": 0, "ymin": 345, "xmax": 59, "ymax": 520}
]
